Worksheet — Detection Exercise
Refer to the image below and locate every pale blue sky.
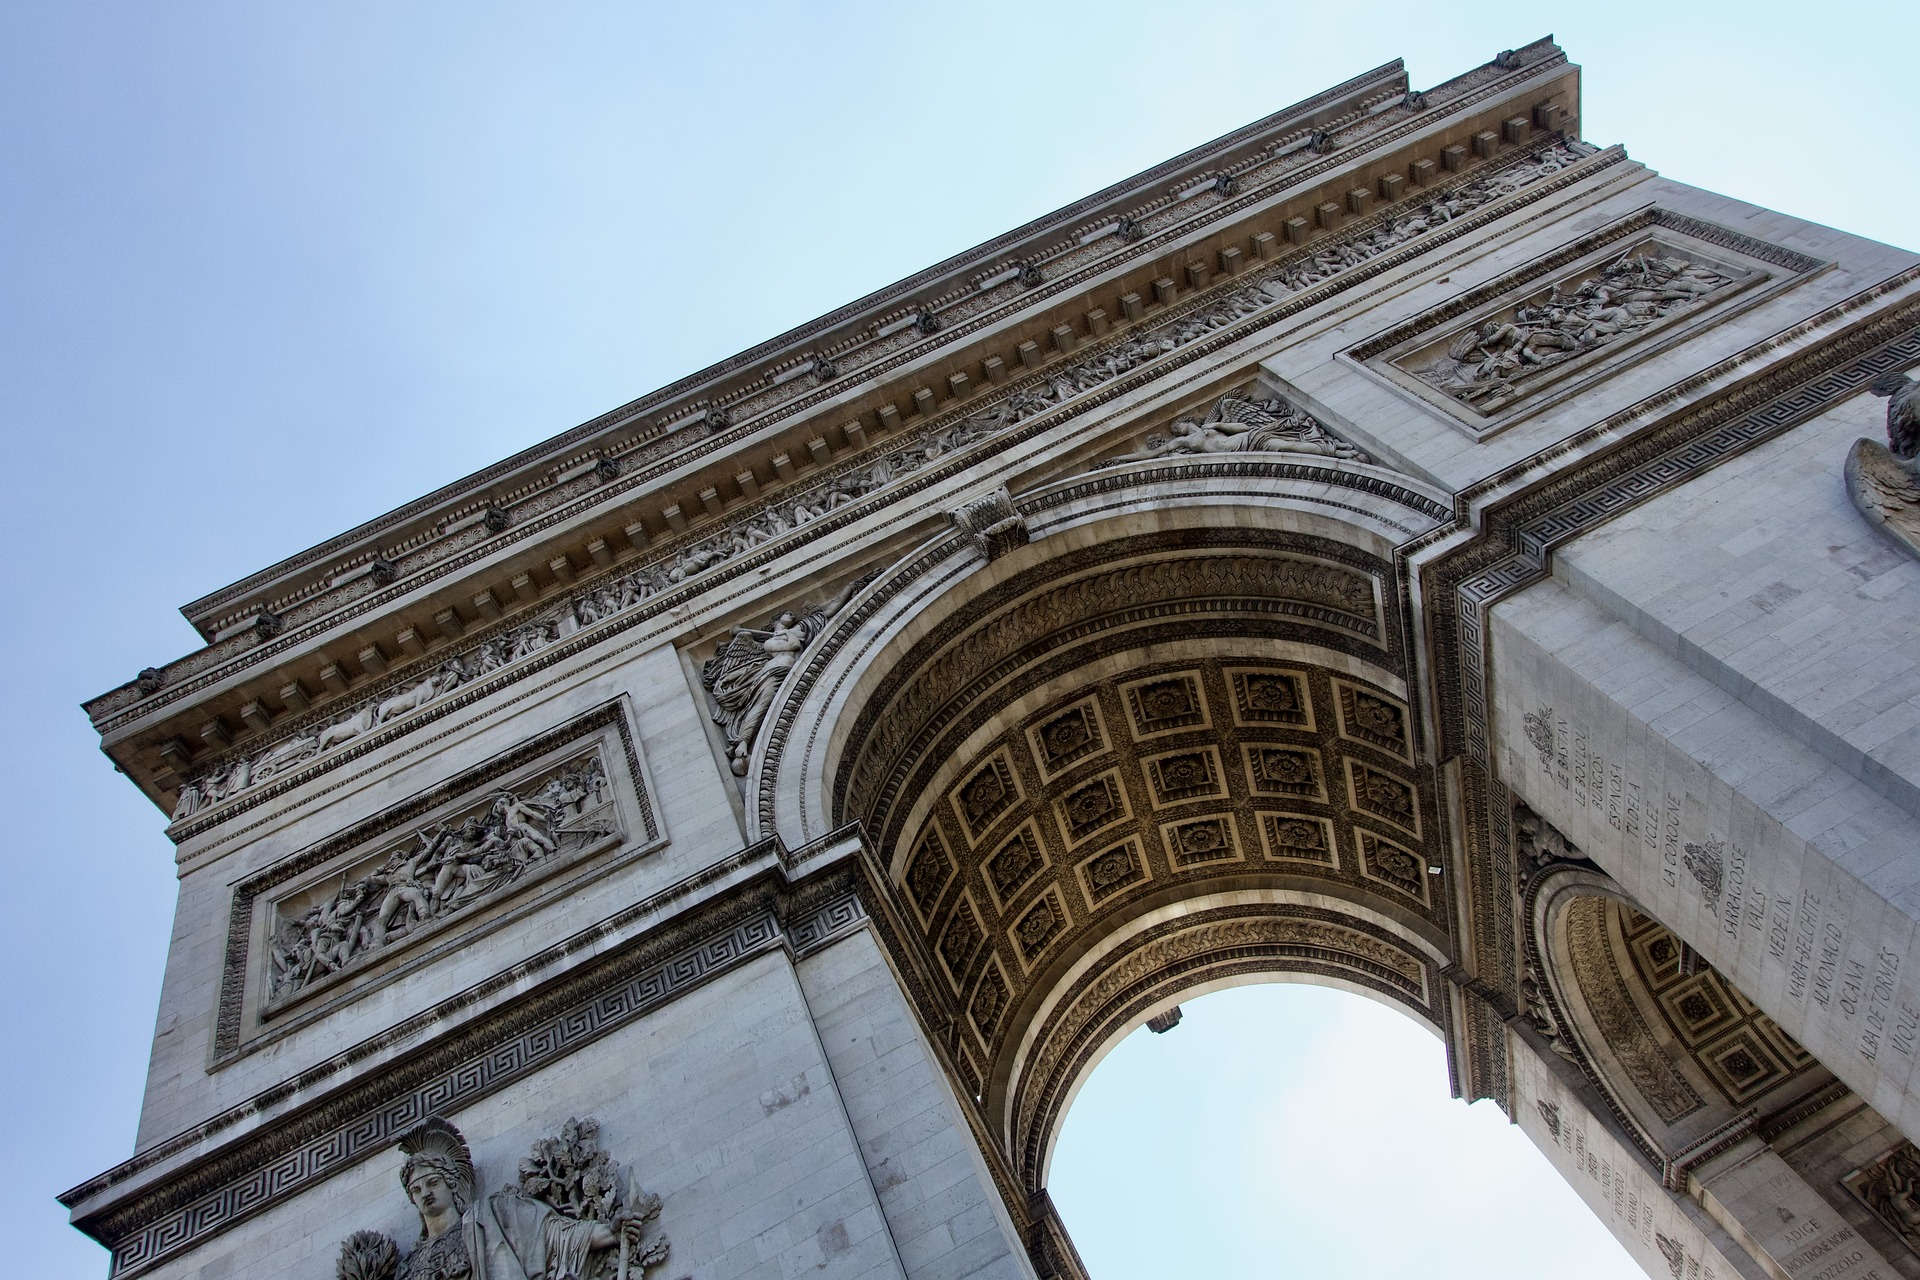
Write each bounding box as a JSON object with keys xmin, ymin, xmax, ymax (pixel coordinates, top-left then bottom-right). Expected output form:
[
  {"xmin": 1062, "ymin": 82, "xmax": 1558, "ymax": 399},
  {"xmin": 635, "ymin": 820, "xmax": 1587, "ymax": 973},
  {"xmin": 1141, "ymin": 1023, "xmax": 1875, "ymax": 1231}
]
[{"xmin": 2, "ymin": 3, "xmax": 1913, "ymax": 1274}]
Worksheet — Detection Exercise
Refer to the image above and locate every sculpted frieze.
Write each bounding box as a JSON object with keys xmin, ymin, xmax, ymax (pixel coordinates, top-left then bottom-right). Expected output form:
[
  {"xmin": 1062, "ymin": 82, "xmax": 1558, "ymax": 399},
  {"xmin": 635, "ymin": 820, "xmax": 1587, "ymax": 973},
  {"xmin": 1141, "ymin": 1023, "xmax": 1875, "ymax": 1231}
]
[
  {"xmin": 266, "ymin": 748, "xmax": 617, "ymax": 1006},
  {"xmin": 1408, "ymin": 246, "xmax": 1738, "ymax": 413},
  {"xmin": 1845, "ymin": 1141, "xmax": 1920, "ymax": 1255},
  {"xmin": 1106, "ymin": 393, "xmax": 1369, "ymax": 464},
  {"xmin": 338, "ymin": 1116, "xmax": 670, "ymax": 1280},
  {"xmin": 172, "ymin": 141, "xmax": 1594, "ymax": 826}
]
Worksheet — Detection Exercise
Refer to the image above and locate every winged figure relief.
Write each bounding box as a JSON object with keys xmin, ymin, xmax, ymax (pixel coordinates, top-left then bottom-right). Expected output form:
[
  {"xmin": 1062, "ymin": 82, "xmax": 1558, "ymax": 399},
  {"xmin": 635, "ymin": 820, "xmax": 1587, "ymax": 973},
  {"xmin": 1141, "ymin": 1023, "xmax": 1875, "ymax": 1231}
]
[
  {"xmin": 701, "ymin": 611, "xmax": 827, "ymax": 777},
  {"xmin": 1846, "ymin": 372, "xmax": 1920, "ymax": 559}
]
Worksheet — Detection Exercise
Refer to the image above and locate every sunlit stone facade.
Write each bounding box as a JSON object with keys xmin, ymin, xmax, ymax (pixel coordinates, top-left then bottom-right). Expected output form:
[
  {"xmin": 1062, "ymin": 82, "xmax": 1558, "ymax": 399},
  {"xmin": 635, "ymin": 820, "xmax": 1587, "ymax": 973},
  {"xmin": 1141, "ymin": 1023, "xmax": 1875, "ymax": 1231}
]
[{"xmin": 63, "ymin": 40, "xmax": 1920, "ymax": 1280}]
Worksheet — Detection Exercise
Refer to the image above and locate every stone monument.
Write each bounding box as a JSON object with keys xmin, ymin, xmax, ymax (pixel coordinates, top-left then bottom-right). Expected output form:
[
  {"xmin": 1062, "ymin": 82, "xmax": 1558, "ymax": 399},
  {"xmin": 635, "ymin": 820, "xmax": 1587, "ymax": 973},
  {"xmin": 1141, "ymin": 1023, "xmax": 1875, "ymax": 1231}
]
[{"xmin": 60, "ymin": 39, "xmax": 1920, "ymax": 1280}]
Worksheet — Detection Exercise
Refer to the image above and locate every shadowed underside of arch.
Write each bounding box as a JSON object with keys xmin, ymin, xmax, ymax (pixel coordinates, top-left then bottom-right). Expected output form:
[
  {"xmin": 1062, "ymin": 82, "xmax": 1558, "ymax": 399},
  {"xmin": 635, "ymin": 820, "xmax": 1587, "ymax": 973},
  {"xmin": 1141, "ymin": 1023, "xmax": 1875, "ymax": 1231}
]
[{"xmin": 757, "ymin": 461, "xmax": 1467, "ymax": 1190}]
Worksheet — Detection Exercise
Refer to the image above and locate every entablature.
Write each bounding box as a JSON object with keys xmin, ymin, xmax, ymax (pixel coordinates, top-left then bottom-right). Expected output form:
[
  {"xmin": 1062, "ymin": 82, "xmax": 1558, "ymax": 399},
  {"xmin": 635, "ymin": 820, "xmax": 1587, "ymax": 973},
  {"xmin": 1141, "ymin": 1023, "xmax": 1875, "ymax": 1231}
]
[{"xmin": 92, "ymin": 42, "xmax": 1589, "ymax": 820}]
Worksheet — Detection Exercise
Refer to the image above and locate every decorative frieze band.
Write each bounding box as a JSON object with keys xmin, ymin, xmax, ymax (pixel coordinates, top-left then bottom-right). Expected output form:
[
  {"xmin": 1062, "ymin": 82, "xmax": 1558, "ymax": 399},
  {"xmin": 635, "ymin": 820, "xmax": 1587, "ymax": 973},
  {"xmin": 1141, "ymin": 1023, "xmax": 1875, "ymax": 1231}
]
[
  {"xmin": 65, "ymin": 867, "xmax": 871, "ymax": 1278},
  {"xmin": 168, "ymin": 139, "xmax": 1605, "ymax": 837},
  {"xmin": 112, "ymin": 43, "xmax": 1562, "ymax": 702},
  {"xmin": 212, "ymin": 700, "xmax": 663, "ymax": 1061}
]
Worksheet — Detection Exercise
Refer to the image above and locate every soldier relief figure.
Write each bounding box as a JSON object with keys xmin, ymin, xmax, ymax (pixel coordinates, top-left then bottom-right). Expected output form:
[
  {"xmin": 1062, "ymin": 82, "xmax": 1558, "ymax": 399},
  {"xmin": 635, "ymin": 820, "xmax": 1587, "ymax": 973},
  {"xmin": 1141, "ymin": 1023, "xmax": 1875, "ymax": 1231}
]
[
  {"xmin": 1415, "ymin": 249, "xmax": 1733, "ymax": 412},
  {"xmin": 268, "ymin": 754, "xmax": 613, "ymax": 1001},
  {"xmin": 700, "ymin": 576, "xmax": 872, "ymax": 777},
  {"xmin": 336, "ymin": 1117, "xmax": 669, "ymax": 1280}
]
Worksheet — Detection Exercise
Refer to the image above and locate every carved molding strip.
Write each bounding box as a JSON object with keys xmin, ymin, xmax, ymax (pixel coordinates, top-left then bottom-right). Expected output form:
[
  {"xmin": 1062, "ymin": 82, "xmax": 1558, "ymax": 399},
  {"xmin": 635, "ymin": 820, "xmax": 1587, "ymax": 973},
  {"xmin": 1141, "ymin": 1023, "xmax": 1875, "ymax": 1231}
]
[
  {"xmin": 69, "ymin": 870, "xmax": 872, "ymax": 1278},
  {"xmin": 106, "ymin": 45, "xmax": 1561, "ymax": 700},
  {"xmin": 1352, "ymin": 207, "xmax": 1824, "ymax": 438},
  {"xmin": 118, "ymin": 129, "xmax": 1607, "ymax": 793},
  {"xmin": 212, "ymin": 700, "xmax": 661, "ymax": 1062}
]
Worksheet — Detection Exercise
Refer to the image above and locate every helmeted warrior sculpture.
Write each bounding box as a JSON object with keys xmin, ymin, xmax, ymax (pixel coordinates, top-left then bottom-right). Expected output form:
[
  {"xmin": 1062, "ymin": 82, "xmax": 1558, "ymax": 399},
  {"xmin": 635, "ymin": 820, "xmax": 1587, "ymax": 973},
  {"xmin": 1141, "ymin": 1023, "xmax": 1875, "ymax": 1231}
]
[{"xmin": 335, "ymin": 1116, "xmax": 669, "ymax": 1280}]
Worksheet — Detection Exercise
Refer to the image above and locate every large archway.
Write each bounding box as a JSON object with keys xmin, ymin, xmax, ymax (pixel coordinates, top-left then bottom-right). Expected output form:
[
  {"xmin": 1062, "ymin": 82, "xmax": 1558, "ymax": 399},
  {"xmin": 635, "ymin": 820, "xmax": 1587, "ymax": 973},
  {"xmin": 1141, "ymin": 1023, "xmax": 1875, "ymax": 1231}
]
[
  {"xmin": 1047, "ymin": 983, "xmax": 1642, "ymax": 1278},
  {"xmin": 755, "ymin": 457, "xmax": 1920, "ymax": 1279},
  {"xmin": 758, "ymin": 459, "xmax": 1464, "ymax": 1187}
]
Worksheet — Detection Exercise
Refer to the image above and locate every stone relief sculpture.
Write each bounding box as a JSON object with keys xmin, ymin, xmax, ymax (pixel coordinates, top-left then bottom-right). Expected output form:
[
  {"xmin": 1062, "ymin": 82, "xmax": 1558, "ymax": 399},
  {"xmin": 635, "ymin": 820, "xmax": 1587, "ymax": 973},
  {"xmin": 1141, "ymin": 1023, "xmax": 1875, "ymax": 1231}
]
[
  {"xmin": 178, "ymin": 142, "xmax": 1594, "ymax": 822},
  {"xmin": 1847, "ymin": 1142, "xmax": 1920, "ymax": 1253},
  {"xmin": 1412, "ymin": 250, "xmax": 1734, "ymax": 412},
  {"xmin": 701, "ymin": 576, "xmax": 877, "ymax": 777},
  {"xmin": 703, "ymin": 613, "xmax": 824, "ymax": 777},
  {"xmin": 336, "ymin": 1116, "xmax": 668, "ymax": 1280},
  {"xmin": 1845, "ymin": 372, "xmax": 1920, "ymax": 559},
  {"xmin": 268, "ymin": 752, "xmax": 614, "ymax": 1002},
  {"xmin": 1107, "ymin": 394, "xmax": 1368, "ymax": 464},
  {"xmin": 950, "ymin": 486, "xmax": 1030, "ymax": 560}
]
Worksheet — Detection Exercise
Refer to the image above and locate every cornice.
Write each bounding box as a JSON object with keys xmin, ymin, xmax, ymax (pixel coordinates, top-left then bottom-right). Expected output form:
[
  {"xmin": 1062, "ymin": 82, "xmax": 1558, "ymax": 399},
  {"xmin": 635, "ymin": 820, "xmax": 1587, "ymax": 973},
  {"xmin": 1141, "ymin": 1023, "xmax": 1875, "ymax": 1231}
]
[
  {"xmin": 131, "ymin": 132, "xmax": 1614, "ymax": 827},
  {"xmin": 171, "ymin": 54, "xmax": 1416, "ymax": 628},
  {"xmin": 88, "ymin": 42, "xmax": 1577, "ymax": 749}
]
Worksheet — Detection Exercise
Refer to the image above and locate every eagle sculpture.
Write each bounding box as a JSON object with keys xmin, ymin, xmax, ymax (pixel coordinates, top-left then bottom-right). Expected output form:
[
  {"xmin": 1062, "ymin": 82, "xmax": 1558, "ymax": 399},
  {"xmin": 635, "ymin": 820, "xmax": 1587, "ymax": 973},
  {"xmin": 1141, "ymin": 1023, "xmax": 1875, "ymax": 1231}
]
[{"xmin": 1844, "ymin": 371, "xmax": 1920, "ymax": 558}]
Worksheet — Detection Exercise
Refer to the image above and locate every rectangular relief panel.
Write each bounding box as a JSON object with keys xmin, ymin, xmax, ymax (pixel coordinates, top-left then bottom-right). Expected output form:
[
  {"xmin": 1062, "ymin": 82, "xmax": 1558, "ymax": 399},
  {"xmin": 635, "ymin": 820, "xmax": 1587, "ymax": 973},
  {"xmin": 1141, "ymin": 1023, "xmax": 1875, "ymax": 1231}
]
[
  {"xmin": 213, "ymin": 699, "xmax": 664, "ymax": 1062},
  {"xmin": 1346, "ymin": 208, "xmax": 1826, "ymax": 439}
]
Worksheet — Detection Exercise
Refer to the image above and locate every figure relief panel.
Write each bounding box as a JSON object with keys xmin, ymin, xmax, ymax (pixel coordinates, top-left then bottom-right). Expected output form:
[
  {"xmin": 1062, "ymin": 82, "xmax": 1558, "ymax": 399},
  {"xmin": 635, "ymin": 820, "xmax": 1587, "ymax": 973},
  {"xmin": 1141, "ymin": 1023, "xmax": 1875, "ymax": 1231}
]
[
  {"xmin": 336, "ymin": 1115, "xmax": 670, "ymax": 1280},
  {"xmin": 215, "ymin": 702, "xmax": 664, "ymax": 1062},
  {"xmin": 1348, "ymin": 207, "xmax": 1825, "ymax": 439}
]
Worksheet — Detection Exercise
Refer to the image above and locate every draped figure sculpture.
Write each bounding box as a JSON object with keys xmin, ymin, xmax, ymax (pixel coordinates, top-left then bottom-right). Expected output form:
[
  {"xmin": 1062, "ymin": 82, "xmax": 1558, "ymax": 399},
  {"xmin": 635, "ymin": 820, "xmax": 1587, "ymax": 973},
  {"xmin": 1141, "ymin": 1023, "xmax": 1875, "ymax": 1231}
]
[{"xmin": 335, "ymin": 1117, "xmax": 668, "ymax": 1280}]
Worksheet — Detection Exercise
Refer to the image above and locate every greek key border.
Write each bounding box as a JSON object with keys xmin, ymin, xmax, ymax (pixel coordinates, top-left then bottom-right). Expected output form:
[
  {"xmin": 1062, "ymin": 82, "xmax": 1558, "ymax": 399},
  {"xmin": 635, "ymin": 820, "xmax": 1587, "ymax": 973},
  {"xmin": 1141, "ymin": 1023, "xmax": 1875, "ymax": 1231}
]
[{"xmin": 73, "ymin": 872, "xmax": 872, "ymax": 1277}]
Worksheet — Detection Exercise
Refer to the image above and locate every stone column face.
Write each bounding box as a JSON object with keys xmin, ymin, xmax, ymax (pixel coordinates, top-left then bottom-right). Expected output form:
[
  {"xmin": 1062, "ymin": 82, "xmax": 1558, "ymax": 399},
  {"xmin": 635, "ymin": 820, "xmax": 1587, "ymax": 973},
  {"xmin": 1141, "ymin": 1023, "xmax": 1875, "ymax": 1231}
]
[
  {"xmin": 1492, "ymin": 580, "xmax": 1920, "ymax": 1140},
  {"xmin": 1692, "ymin": 1140, "xmax": 1901, "ymax": 1280},
  {"xmin": 1510, "ymin": 1028, "xmax": 1756, "ymax": 1279},
  {"xmin": 794, "ymin": 929, "xmax": 1036, "ymax": 1280}
]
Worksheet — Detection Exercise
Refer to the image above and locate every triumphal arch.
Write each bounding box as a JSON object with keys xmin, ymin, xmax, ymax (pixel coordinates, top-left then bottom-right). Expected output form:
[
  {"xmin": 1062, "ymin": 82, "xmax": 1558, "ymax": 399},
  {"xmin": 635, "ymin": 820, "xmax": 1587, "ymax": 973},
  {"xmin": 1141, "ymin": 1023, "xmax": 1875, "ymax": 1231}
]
[{"xmin": 62, "ymin": 39, "xmax": 1920, "ymax": 1280}]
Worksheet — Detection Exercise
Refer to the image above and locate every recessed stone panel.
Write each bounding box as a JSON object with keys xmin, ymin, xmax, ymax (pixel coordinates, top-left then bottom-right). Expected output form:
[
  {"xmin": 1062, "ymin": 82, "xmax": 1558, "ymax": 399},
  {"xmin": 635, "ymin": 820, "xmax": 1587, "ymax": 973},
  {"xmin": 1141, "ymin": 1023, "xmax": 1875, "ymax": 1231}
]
[
  {"xmin": 902, "ymin": 828, "xmax": 954, "ymax": 924},
  {"xmin": 1077, "ymin": 838, "xmax": 1148, "ymax": 907},
  {"xmin": 1160, "ymin": 815, "xmax": 1242, "ymax": 868},
  {"xmin": 1346, "ymin": 760, "xmax": 1419, "ymax": 835},
  {"xmin": 984, "ymin": 822, "xmax": 1048, "ymax": 908},
  {"xmin": 951, "ymin": 750, "xmax": 1021, "ymax": 843},
  {"xmin": 969, "ymin": 958, "xmax": 1011, "ymax": 1043},
  {"xmin": 1011, "ymin": 890, "xmax": 1069, "ymax": 971},
  {"xmin": 1026, "ymin": 697, "xmax": 1108, "ymax": 779},
  {"xmin": 1333, "ymin": 679, "xmax": 1411, "ymax": 761},
  {"xmin": 1055, "ymin": 771, "xmax": 1129, "ymax": 848},
  {"xmin": 1357, "ymin": 830, "xmax": 1428, "ymax": 904},
  {"xmin": 1226, "ymin": 667, "xmax": 1313, "ymax": 729},
  {"xmin": 1243, "ymin": 744, "xmax": 1326, "ymax": 801},
  {"xmin": 1142, "ymin": 746, "xmax": 1228, "ymax": 806},
  {"xmin": 937, "ymin": 894, "xmax": 986, "ymax": 989},
  {"xmin": 1259, "ymin": 813, "xmax": 1337, "ymax": 868},
  {"xmin": 1120, "ymin": 672, "xmax": 1210, "ymax": 738}
]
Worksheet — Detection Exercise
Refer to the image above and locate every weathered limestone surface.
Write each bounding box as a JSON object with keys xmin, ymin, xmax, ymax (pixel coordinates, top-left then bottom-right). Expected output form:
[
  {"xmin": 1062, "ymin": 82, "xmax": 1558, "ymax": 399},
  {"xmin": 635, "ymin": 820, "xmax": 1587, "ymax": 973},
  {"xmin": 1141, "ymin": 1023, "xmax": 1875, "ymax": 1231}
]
[{"xmin": 62, "ymin": 40, "xmax": 1920, "ymax": 1280}]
